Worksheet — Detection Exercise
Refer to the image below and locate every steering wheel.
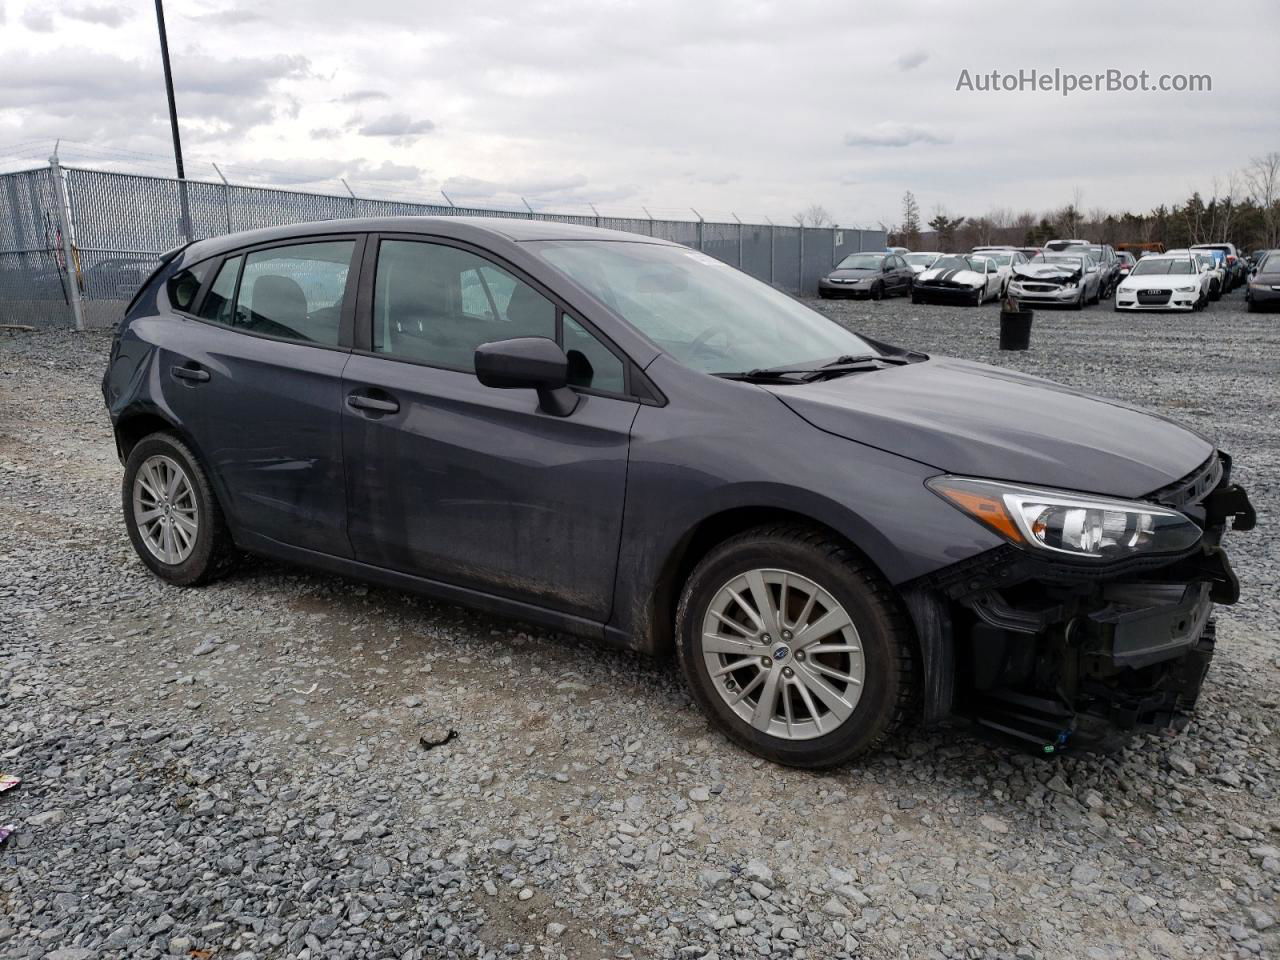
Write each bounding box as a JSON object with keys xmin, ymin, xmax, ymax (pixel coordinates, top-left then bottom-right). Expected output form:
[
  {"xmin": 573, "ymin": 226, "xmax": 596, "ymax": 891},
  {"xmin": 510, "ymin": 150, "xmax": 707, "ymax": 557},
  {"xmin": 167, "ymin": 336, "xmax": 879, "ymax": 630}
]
[{"xmin": 687, "ymin": 325, "xmax": 733, "ymax": 361}]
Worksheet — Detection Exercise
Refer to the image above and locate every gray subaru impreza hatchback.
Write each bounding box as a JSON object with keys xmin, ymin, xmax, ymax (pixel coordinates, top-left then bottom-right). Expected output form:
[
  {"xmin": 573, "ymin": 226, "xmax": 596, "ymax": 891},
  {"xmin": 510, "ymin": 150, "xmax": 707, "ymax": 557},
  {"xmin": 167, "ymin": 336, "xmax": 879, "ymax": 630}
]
[{"xmin": 103, "ymin": 217, "xmax": 1255, "ymax": 767}]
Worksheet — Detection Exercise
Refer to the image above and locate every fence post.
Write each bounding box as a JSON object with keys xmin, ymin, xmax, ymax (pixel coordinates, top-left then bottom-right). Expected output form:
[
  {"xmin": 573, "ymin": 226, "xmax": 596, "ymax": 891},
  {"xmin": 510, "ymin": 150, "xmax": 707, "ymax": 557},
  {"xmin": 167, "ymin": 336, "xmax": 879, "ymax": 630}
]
[
  {"xmin": 732, "ymin": 213, "xmax": 743, "ymax": 268},
  {"xmin": 798, "ymin": 226, "xmax": 805, "ymax": 295},
  {"xmin": 643, "ymin": 206, "xmax": 655, "ymax": 237},
  {"xmin": 766, "ymin": 217, "xmax": 775, "ymax": 285},
  {"xmin": 441, "ymin": 190, "xmax": 456, "ymax": 215},
  {"xmin": 691, "ymin": 208, "xmax": 704, "ymax": 251},
  {"xmin": 341, "ymin": 178, "xmax": 358, "ymax": 219},
  {"xmin": 48, "ymin": 156, "xmax": 86, "ymax": 332},
  {"xmin": 589, "ymin": 202, "xmax": 601, "ymax": 228},
  {"xmin": 521, "ymin": 197, "xmax": 535, "ymax": 220},
  {"xmin": 212, "ymin": 162, "xmax": 233, "ymax": 234}
]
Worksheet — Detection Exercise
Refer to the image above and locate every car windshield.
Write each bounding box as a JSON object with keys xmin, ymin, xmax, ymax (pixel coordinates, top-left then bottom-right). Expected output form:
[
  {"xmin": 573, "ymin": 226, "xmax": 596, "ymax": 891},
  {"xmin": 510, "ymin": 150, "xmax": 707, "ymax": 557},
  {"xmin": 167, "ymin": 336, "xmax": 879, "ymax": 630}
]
[
  {"xmin": 1261, "ymin": 254, "xmax": 1280, "ymax": 273},
  {"xmin": 931, "ymin": 256, "xmax": 970, "ymax": 271},
  {"xmin": 835, "ymin": 254, "xmax": 885, "ymax": 270},
  {"xmin": 904, "ymin": 253, "xmax": 937, "ymax": 266},
  {"xmin": 1031, "ymin": 255, "xmax": 1084, "ymax": 266},
  {"xmin": 980, "ymin": 253, "xmax": 1012, "ymax": 266},
  {"xmin": 534, "ymin": 241, "xmax": 878, "ymax": 374},
  {"xmin": 1130, "ymin": 258, "xmax": 1194, "ymax": 276}
]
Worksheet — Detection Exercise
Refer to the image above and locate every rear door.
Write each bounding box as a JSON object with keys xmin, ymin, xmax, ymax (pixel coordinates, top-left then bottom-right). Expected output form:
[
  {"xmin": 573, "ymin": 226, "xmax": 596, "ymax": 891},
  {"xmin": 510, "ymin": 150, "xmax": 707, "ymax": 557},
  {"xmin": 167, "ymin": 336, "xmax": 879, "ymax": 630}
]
[
  {"xmin": 174, "ymin": 235, "xmax": 363, "ymax": 557},
  {"xmin": 341, "ymin": 235, "xmax": 639, "ymax": 621}
]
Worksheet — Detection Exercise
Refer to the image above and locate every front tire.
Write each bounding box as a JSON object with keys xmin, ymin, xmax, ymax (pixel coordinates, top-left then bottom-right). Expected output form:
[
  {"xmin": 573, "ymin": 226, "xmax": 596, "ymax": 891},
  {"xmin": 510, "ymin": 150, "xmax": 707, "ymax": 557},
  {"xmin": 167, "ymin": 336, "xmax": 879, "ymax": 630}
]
[
  {"xmin": 675, "ymin": 525, "xmax": 916, "ymax": 768},
  {"xmin": 122, "ymin": 432, "xmax": 237, "ymax": 586},
  {"xmin": 870, "ymin": 281, "xmax": 884, "ymax": 301}
]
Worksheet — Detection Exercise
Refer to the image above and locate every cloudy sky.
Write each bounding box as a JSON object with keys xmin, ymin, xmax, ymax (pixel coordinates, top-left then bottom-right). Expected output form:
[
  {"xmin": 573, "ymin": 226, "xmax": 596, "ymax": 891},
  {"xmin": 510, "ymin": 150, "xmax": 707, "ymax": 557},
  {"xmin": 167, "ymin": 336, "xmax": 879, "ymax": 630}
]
[{"xmin": 1, "ymin": 0, "xmax": 1277, "ymax": 226}]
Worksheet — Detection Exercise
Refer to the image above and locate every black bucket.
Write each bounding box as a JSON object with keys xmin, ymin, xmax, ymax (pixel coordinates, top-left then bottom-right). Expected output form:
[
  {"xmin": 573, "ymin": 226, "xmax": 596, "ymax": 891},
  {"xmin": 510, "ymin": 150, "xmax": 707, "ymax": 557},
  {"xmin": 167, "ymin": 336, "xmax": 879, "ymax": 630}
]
[{"xmin": 999, "ymin": 309, "xmax": 1033, "ymax": 350}]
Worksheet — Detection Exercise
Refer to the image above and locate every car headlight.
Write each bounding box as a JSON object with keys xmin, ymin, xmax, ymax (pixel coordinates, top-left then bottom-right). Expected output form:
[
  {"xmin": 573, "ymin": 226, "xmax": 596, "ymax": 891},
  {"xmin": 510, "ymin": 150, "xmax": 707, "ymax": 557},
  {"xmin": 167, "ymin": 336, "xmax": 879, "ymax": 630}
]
[
  {"xmin": 926, "ymin": 476, "xmax": 1202, "ymax": 560},
  {"xmin": 1175, "ymin": 284, "xmax": 1197, "ymax": 292}
]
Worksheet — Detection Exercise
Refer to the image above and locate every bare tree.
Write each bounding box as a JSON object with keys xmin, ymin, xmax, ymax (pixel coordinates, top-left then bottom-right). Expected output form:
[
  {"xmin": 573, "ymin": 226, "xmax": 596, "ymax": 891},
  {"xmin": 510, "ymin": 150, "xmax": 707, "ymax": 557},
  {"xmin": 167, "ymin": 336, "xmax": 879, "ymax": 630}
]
[
  {"xmin": 901, "ymin": 191, "xmax": 921, "ymax": 248},
  {"xmin": 793, "ymin": 204, "xmax": 834, "ymax": 228},
  {"xmin": 1244, "ymin": 152, "xmax": 1280, "ymax": 248}
]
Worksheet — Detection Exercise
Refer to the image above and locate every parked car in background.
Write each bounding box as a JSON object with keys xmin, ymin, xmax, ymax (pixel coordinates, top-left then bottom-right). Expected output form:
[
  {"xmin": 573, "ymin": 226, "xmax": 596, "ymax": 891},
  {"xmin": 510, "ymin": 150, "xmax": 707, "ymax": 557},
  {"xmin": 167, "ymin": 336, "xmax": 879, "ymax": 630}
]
[
  {"xmin": 1168, "ymin": 249, "xmax": 1224, "ymax": 300},
  {"xmin": 102, "ymin": 216, "xmax": 1255, "ymax": 767},
  {"xmin": 902, "ymin": 252, "xmax": 942, "ymax": 275},
  {"xmin": 1015, "ymin": 246, "xmax": 1042, "ymax": 260},
  {"xmin": 1007, "ymin": 253, "xmax": 1101, "ymax": 309},
  {"xmin": 885, "ymin": 246, "xmax": 910, "ymax": 256},
  {"xmin": 912, "ymin": 254, "xmax": 1003, "ymax": 305},
  {"xmin": 819, "ymin": 252, "xmax": 914, "ymax": 300},
  {"xmin": 1116, "ymin": 242, "xmax": 1166, "ymax": 259},
  {"xmin": 1044, "ymin": 238, "xmax": 1092, "ymax": 252},
  {"xmin": 1056, "ymin": 243, "xmax": 1120, "ymax": 297},
  {"xmin": 1246, "ymin": 249, "xmax": 1280, "ymax": 312},
  {"xmin": 1191, "ymin": 243, "xmax": 1244, "ymax": 291},
  {"xmin": 1116, "ymin": 251, "xmax": 1138, "ymax": 280},
  {"xmin": 968, "ymin": 248, "xmax": 1028, "ymax": 297},
  {"xmin": 1114, "ymin": 252, "xmax": 1209, "ymax": 312}
]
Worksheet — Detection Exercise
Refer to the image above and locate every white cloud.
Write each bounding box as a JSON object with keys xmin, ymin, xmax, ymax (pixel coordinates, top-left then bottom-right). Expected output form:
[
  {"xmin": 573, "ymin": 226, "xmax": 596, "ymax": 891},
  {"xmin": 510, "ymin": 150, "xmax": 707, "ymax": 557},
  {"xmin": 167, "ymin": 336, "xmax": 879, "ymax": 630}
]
[
  {"xmin": 845, "ymin": 123, "xmax": 951, "ymax": 148},
  {"xmin": 65, "ymin": 3, "xmax": 131, "ymax": 27},
  {"xmin": 897, "ymin": 50, "xmax": 928, "ymax": 71}
]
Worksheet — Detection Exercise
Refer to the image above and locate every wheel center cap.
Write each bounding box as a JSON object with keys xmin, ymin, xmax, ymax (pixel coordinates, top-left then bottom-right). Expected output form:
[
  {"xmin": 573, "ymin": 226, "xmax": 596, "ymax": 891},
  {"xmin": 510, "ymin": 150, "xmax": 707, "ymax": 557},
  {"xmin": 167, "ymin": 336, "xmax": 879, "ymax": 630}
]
[{"xmin": 772, "ymin": 645, "xmax": 791, "ymax": 663}]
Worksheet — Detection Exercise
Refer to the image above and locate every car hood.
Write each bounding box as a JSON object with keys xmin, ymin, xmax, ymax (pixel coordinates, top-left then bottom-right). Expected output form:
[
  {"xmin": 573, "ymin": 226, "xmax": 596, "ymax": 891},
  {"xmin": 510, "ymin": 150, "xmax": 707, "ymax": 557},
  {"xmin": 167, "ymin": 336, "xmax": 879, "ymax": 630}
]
[
  {"xmin": 826, "ymin": 267, "xmax": 877, "ymax": 279},
  {"xmin": 1013, "ymin": 262, "xmax": 1083, "ymax": 282},
  {"xmin": 919, "ymin": 266, "xmax": 983, "ymax": 286},
  {"xmin": 1121, "ymin": 273, "xmax": 1199, "ymax": 290},
  {"xmin": 768, "ymin": 356, "xmax": 1213, "ymax": 498}
]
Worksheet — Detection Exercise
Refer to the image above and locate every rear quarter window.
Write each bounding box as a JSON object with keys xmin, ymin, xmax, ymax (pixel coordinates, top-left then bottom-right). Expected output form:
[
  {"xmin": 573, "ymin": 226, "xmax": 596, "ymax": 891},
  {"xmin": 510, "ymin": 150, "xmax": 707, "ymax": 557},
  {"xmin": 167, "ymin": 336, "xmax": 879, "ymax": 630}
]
[{"xmin": 167, "ymin": 260, "xmax": 213, "ymax": 313}]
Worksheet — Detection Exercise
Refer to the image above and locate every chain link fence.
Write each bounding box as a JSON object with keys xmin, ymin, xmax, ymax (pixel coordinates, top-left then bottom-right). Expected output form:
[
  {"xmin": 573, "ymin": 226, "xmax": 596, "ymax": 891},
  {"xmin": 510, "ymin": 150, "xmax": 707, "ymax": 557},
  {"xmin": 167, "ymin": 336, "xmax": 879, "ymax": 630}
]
[{"xmin": 0, "ymin": 161, "xmax": 885, "ymax": 328}]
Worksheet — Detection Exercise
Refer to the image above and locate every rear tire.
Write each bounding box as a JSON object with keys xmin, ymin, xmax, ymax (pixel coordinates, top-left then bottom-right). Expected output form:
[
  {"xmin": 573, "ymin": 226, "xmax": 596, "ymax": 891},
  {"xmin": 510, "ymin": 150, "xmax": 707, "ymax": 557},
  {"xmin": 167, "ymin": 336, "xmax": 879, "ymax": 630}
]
[
  {"xmin": 675, "ymin": 525, "xmax": 917, "ymax": 768},
  {"xmin": 122, "ymin": 432, "xmax": 237, "ymax": 586}
]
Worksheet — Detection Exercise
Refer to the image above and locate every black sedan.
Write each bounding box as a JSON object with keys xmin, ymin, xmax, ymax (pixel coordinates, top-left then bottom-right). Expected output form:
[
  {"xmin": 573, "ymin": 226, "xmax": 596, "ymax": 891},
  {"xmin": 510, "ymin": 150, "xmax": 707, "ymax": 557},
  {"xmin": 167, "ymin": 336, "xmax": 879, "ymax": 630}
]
[
  {"xmin": 1246, "ymin": 250, "xmax": 1280, "ymax": 311},
  {"xmin": 818, "ymin": 252, "xmax": 914, "ymax": 300},
  {"xmin": 103, "ymin": 217, "xmax": 1254, "ymax": 768}
]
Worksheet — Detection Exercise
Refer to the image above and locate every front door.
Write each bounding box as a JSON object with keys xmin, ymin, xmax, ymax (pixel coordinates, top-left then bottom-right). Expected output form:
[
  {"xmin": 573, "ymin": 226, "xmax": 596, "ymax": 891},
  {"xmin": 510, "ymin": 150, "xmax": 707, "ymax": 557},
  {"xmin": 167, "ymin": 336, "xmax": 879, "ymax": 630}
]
[
  {"xmin": 342, "ymin": 236, "xmax": 638, "ymax": 621},
  {"xmin": 173, "ymin": 236, "xmax": 362, "ymax": 557}
]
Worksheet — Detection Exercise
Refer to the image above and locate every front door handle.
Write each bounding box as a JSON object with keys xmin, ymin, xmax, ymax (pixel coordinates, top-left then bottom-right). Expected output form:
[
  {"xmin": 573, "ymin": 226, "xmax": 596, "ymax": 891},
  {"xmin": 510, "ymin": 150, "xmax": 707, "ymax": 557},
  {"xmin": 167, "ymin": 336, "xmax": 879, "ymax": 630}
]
[
  {"xmin": 171, "ymin": 364, "xmax": 210, "ymax": 383},
  {"xmin": 347, "ymin": 392, "xmax": 400, "ymax": 414}
]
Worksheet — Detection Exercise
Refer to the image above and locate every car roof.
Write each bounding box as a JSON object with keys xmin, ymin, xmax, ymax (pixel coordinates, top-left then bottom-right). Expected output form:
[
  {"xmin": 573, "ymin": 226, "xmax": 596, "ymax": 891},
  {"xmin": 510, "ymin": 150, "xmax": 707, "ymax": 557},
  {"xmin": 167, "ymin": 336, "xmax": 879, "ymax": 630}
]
[{"xmin": 182, "ymin": 215, "xmax": 676, "ymax": 262}]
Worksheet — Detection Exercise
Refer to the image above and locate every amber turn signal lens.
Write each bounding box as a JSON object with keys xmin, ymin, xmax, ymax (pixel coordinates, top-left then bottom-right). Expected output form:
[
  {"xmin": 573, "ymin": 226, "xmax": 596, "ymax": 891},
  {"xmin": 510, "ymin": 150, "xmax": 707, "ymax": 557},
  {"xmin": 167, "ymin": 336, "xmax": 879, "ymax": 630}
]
[{"xmin": 927, "ymin": 480, "xmax": 1026, "ymax": 544}]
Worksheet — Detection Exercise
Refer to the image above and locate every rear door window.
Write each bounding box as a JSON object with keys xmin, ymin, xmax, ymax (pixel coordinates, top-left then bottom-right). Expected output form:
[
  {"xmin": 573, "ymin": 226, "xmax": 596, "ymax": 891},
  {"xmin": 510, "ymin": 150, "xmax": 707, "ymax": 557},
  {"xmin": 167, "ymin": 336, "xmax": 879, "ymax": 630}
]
[
  {"xmin": 233, "ymin": 241, "xmax": 355, "ymax": 345},
  {"xmin": 198, "ymin": 256, "xmax": 241, "ymax": 326}
]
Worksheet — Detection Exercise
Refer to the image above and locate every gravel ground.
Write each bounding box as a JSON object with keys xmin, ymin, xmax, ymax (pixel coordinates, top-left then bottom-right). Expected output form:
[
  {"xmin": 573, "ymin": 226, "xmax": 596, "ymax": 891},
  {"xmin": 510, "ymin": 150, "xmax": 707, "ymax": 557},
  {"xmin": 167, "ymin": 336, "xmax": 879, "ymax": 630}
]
[{"xmin": 1, "ymin": 290, "xmax": 1277, "ymax": 960}]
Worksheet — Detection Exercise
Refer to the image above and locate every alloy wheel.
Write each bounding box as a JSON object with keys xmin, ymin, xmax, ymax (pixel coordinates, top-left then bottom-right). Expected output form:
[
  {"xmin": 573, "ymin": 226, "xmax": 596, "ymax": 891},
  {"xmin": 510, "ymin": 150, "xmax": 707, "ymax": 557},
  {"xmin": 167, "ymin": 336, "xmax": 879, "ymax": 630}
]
[
  {"xmin": 132, "ymin": 454, "xmax": 199, "ymax": 565},
  {"xmin": 700, "ymin": 569, "xmax": 865, "ymax": 741}
]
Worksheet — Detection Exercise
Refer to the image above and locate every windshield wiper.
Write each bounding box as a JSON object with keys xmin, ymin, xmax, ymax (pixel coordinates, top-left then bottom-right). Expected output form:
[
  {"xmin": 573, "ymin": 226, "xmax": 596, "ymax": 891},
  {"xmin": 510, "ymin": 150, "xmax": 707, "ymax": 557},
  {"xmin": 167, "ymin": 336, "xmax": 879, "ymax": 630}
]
[{"xmin": 714, "ymin": 354, "xmax": 908, "ymax": 383}]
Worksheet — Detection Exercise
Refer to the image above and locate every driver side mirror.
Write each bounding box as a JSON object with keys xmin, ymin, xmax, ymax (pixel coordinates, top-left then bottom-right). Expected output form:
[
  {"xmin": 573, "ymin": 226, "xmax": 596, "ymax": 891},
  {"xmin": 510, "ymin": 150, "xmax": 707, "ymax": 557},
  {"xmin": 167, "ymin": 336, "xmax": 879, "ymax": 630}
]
[{"xmin": 475, "ymin": 337, "xmax": 579, "ymax": 418}]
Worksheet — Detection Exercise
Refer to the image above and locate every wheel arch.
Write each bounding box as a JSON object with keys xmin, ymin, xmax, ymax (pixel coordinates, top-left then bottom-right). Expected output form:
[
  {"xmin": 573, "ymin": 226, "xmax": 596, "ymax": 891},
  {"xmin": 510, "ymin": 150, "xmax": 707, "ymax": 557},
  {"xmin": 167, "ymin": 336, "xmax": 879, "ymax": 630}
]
[
  {"xmin": 113, "ymin": 405, "xmax": 237, "ymax": 531},
  {"xmin": 644, "ymin": 504, "xmax": 911, "ymax": 659}
]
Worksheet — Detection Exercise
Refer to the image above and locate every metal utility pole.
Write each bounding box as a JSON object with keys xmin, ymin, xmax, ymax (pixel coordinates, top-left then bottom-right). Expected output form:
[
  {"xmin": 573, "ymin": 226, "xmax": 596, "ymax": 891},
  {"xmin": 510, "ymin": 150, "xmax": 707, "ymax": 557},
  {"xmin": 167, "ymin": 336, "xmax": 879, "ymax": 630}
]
[{"xmin": 154, "ymin": 0, "xmax": 192, "ymax": 240}]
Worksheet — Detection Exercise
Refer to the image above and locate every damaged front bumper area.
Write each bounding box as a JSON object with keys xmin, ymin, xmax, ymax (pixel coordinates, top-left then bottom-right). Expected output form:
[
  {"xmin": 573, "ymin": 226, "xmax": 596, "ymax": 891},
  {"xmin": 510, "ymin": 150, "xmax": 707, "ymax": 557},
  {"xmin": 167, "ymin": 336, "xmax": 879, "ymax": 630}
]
[{"xmin": 909, "ymin": 454, "xmax": 1255, "ymax": 753}]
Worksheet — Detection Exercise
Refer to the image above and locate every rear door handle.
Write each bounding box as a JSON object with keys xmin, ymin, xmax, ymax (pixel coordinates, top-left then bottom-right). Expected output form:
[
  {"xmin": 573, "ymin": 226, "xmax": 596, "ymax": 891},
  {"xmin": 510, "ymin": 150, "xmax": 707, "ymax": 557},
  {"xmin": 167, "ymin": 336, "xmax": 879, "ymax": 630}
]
[
  {"xmin": 347, "ymin": 392, "xmax": 400, "ymax": 414},
  {"xmin": 171, "ymin": 364, "xmax": 210, "ymax": 383}
]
